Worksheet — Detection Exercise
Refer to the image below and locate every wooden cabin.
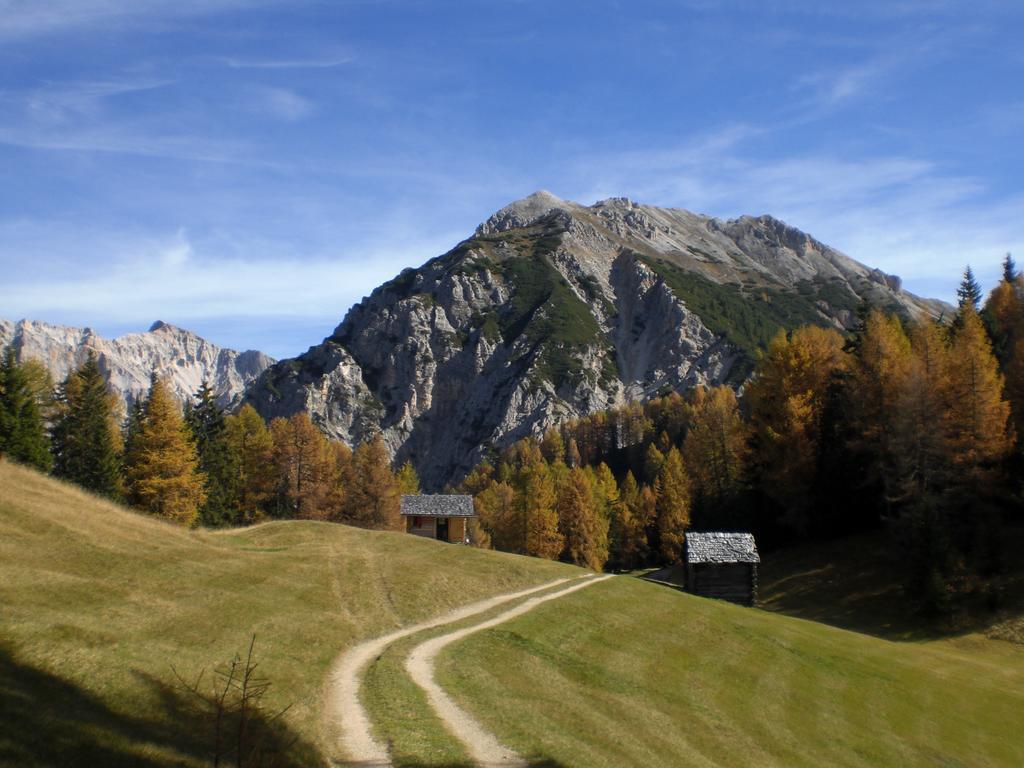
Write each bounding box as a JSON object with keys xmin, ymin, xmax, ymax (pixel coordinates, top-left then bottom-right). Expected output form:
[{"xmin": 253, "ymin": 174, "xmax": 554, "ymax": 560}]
[
  {"xmin": 685, "ymin": 532, "xmax": 759, "ymax": 606},
  {"xmin": 401, "ymin": 494, "xmax": 475, "ymax": 544}
]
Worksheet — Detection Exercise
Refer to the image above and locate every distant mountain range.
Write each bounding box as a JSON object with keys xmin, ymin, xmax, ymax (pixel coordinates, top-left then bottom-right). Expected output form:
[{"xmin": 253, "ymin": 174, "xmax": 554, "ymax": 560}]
[
  {"xmin": 0, "ymin": 319, "xmax": 274, "ymax": 410},
  {"xmin": 3, "ymin": 192, "xmax": 951, "ymax": 487},
  {"xmin": 245, "ymin": 191, "xmax": 950, "ymax": 488}
]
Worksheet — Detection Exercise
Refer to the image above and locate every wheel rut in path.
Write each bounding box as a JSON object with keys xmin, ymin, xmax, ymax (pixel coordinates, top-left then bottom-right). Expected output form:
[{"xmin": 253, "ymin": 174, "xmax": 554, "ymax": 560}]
[
  {"xmin": 324, "ymin": 577, "xmax": 577, "ymax": 767},
  {"xmin": 405, "ymin": 574, "xmax": 614, "ymax": 767}
]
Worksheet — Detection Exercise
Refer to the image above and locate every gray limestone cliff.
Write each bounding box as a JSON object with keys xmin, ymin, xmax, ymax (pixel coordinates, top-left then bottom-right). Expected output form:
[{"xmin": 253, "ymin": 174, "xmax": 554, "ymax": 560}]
[
  {"xmin": 246, "ymin": 191, "xmax": 949, "ymax": 489},
  {"xmin": 0, "ymin": 319, "xmax": 274, "ymax": 410}
]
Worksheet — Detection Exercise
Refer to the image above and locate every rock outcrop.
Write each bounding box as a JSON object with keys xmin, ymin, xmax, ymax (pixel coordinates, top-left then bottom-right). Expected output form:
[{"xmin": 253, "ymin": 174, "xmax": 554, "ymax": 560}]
[
  {"xmin": 0, "ymin": 319, "xmax": 274, "ymax": 410},
  {"xmin": 247, "ymin": 192, "xmax": 949, "ymax": 489}
]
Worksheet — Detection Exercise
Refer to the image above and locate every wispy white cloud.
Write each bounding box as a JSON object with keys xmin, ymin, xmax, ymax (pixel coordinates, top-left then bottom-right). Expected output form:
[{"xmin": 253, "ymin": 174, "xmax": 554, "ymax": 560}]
[
  {"xmin": 221, "ymin": 55, "xmax": 353, "ymax": 70},
  {"xmin": 250, "ymin": 86, "xmax": 316, "ymax": 122},
  {"xmin": 0, "ymin": 0, "xmax": 274, "ymax": 40},
  {"xmin": 0, "ymin": 224, "xmax": 468, "ymax": 356},
  {"xmin": 570, "ymin": 130, "xmax": 1021, "ymax": 303}
]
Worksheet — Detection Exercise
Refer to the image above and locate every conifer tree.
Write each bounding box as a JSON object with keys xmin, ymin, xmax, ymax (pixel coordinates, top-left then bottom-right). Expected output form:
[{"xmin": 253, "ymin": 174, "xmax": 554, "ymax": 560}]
[
  {"xmin": 125, "ymin": 376, "xmax": 205, "ymax": 524},
  {"xmin": 588, "ymin": 463, "xmax": 616, "ymax": 567},
  {"xmin": 746, "ymin": 326, "xmax": 847, "ymax": 534},
  {"xmin": 51, "ymin": 352, "xmax": 121, "ymax": 496},
  {"xmin": 185, "ymin": 381, "xmax": 237, "ymax": 526},
  {"xmin": 893, "ymin": 321, "xmax": 953, "ymax": 503},
  {"xmin": 566, "ymin": 437, "xmax": 582, "ymax": 468},
  {"xmin": 347, "ymin": 433, "xmax": 401, "ymax": 529},
  {"xmin": 945, "ymin": 307, "xmax": 1012, "ymax": 485},
  {"xmin": 540, "ymin": 428, "xmax": 566, "ymax": 464},
  {"xmin": 557, "ymin": 468, "xmax": 604, "ymax": 570},
  {"xmin": 475, "ymin": 479, "xmax": 518, "ymax": 551},
  {"xmin": 519, "ymin": 460, "xmax": 562, "ymax": 559},
  {"xmin": 270, "ymin": 413, "xmax": 338, "ymax": 520},
  {"xmin": 956, "ymin": 265, "xmax": 983, "ymax": 312},
  {"xmin": 224, "ymin": 405, "xmax": 275, "ymax": 522},
  {"xmin": 683, "ymin": 386, "xmax": 747, "ymax": 520},
  {"xmin": 396, "ymin": 460, "xmax": 421, "ymax": 495},
  {"xmin": 610, "ymin": 470, "xmax": 646, "ymax": 570},
  {"xmin": 1003, "ymin": 253, "xmax": 1018, "ymax": 284},
  {"xmin": 643, "ymin": 443, "xmax": 665, "ymax": 485},
  {"xmin": 848, "ymin": 310, "xmax": 913, "ymax": 514},
  {"xmin": 655, "ymin": 447, "xmax": 690, "ymax": 564},
  {"xmin": 20, "ymin": 358, "xmax": 56, "ymax": 423},
  {"xmin": 637, "ymin": 483, "xmax": 659, "ymax": 562},
  {"xmin": 0, "ymin": 347, "xmax": 52, "ymax": 471}
]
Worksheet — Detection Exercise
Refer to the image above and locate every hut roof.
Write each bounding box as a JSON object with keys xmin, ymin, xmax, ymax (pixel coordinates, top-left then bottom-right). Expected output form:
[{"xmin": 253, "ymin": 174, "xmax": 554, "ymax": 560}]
[
  {"xmin": 686, "ymin": 532, "xmax": 759, "ymax": 564},
  {"xmin": 400, "ymin": 494, "xmax": 475, "ymax": 517}
]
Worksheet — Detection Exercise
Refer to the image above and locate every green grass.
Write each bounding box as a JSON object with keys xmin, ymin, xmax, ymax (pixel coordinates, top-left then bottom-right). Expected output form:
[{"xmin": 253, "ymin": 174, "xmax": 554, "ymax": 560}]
[
  {"xmin": 6, "ymin": 459, "xmax": 1024, "ymax": 768},
  {"xmin": 0, "ymin": 460, "xmax": 575, "ymax": 767},
  {"xmin": 434, "ymin": 576, "xmax": 1024, "ymax": 768}
]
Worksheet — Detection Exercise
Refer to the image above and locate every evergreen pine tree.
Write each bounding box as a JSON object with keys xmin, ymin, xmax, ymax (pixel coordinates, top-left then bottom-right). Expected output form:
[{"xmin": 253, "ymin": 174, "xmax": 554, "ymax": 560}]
[
  {"xmin": 51, "ymin": 352, "xmax": 121, "ymax": 496},
  {"xmin": 956, "ymin": 265, "xmax": 983, "ymax": 311},
  {"xmin": 0, "ymin": 347, "xmax": 52, "ymax": 471},
  {"xmin": 1003, "ymin": 253, "xmax": 1018, "ymax": 284},
  {"xmin": 125, "ymin": 376, "xmax": 206, "ymax": 524},
  {"xmin": 185, "ymin": 381, "xmax": 238, "ymax": 526}
]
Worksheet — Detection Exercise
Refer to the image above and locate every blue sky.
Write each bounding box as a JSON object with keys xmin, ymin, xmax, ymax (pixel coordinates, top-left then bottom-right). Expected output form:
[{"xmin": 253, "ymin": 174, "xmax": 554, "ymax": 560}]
[{"xmin": 2, "ymin": 0, "xmax": 1022, "ymax": 359}]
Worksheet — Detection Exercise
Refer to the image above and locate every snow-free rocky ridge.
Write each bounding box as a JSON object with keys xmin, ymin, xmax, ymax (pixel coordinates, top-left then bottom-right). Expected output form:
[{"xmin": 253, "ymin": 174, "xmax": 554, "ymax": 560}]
[
  {"xmin": 248, "ymin": 191, "xmax": 950, "ymax": 489},
  {"xmin": 0, "ymin": 318, "xmax": 274, "ymax": 409}
]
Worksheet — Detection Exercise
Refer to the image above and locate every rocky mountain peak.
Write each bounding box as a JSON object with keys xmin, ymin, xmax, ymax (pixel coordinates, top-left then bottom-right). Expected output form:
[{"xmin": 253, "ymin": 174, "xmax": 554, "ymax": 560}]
[
  {"xmin": 247, "ymin": 192, "xmax": 950, "ymax": 490},
  {"xmin": 0, "ymin": 318, "xmax": 274, "ymax": 410},
  {"xmin": 475, "ymin": 190, "xmax": 576, "ymax": 235}
]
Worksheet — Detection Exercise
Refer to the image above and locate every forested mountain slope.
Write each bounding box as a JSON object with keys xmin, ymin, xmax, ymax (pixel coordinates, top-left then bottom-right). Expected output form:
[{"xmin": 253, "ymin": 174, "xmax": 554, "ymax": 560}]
[{"xmin": 248, "ymin": 191, "xmax": 948, "ymax": 488}]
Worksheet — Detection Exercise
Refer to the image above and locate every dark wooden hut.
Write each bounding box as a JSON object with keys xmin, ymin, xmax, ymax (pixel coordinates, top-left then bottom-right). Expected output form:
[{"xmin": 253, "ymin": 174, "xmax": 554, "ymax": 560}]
[
  {"xmin": 685, "ymin": 532, "xmax": 759, "ymax": 606},
  {"xmin": 401, "ymin": 494, "xmax": 475, "ymax": 544}
]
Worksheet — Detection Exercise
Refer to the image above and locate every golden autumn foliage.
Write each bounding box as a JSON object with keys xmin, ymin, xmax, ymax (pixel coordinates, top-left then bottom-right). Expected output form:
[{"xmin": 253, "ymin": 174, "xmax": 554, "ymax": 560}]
[
  {"xmin": 655, "ymin": 448, "xmax": 690, "ymax": 564},
  {"xmin": 348, "ymin": 434, "xmax": 401, "ymax": 530},
  {"xmin": 945, "ymin": 307, "xmax": 1013, "ymax": 482},
  {"xmin": 520, "ymin": 460, "xmax": 563, "ymax": 560},
  {"xmin": 125, "ymin": 377, "xmax": 206, "ymax": 525},
  {"xmin": 556, "ymin": 468, "xmax": 605, "ymax": 571},
  {"xmin": 683, "ymin": 386, "xmax": 747, "ymax": 507},
  {"xmin": 270, "ymin": 413, "xmax": 338, "ymax": 520},
  {"xmin": 746, "ymin": 326, "xmax": 847, "ymax": 533},
  {"xmin": 224, "ymin": 404, "xmax": 275, "ymax": 522}
]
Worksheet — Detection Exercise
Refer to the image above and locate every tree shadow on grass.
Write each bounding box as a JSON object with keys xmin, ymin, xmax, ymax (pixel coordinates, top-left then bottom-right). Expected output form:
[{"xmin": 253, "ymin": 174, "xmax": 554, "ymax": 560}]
[
  {"xmin": 392, "ymin": 760, "xmax": 566, "ymax": 768},
  {"xmin": 0, "ymin": 643, "xmax": 319, "ymax": 768}
]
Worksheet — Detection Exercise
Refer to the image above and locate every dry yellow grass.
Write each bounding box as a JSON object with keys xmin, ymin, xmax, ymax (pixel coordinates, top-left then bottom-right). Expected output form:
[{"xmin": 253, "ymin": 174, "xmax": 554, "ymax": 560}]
[{"xmin": 0, "ymin": 459, "xmax": 576, "ymax": 766}]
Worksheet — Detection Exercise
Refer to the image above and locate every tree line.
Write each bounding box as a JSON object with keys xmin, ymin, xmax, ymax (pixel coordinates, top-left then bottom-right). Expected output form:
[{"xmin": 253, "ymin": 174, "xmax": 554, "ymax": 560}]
[
  {"xmin": 457, "ymin": 257, "xmax": 1023, "ymax": 611},
  {"xmin": 0, "ymin": 354, "xmax": 418, "ymax": 531}
]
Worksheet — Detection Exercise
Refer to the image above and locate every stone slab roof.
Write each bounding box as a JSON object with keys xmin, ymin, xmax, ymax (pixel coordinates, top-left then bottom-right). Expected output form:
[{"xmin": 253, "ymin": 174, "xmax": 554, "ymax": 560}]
[
  {"xmin": 400, "ymin": 494, "xmax": 475, "ymax": 517},
  {"xmin": 686, "ymin": 532, "xmax": 759, "ymax": 564}
]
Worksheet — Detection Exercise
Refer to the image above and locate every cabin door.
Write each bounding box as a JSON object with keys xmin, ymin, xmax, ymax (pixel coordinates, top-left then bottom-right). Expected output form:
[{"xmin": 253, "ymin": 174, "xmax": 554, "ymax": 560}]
[{"xmin": 435, "ymin": 518, "xmax": 449, "ymax": 542}]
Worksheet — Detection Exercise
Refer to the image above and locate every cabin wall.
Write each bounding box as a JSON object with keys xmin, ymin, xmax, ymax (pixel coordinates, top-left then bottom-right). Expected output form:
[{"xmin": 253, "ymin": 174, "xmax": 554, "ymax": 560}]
[
  {"xmin": 406, "ymin": 516, "xmax": 436, "ymax": 539},
  {"xmin": 686, "ymin": 563, "xmax": 756, "ymax": 606},
  {"xmin": 447, "ymin": 517, "xmax": 467, "ymax": 543}
]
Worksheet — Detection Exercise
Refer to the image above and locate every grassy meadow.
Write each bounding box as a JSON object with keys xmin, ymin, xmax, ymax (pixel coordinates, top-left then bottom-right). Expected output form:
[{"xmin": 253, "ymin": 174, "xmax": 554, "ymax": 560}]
[
  {"xmin": 0, "ymin": 460, "xmax": 575, "ymax": 767},
  {"xmin": 4, "ymin": 457, "xmax": 1024, "ymax": 768},
  {"xmin": 433, "ymin": 575, "xmax": 1024, "ymax": 768}
]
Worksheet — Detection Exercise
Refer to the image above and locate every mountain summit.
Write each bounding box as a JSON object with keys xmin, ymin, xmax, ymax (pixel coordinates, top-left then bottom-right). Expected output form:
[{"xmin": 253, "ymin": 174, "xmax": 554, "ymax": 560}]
[
  {"xmin": 0, "ymin": 318, "xmax": 274, "ymax": 409},
  {"xmin": 247, "ymin": 192, "xmax": 948, "ymax": 488}
]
